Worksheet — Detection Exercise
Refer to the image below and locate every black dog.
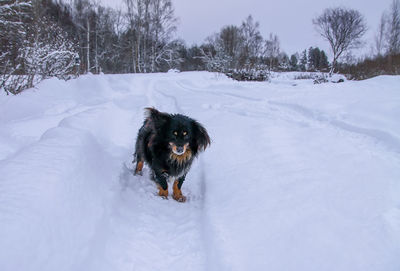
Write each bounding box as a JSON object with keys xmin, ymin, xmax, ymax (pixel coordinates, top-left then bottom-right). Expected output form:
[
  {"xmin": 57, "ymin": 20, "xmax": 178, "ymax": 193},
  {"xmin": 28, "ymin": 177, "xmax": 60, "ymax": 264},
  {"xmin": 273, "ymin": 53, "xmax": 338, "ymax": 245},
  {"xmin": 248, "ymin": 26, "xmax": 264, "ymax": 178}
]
[{"xmin": 134, "ymin": 108, "xmax": 210, "ymax": 202}]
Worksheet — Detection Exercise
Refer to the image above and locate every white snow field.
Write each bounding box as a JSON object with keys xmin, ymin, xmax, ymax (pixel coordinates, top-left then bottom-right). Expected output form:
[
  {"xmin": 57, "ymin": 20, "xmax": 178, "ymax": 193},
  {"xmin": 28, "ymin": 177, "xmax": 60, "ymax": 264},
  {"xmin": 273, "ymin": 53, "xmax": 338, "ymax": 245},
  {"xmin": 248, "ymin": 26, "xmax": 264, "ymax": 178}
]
[{"xmin": 0, "ymin": 72, "xmax": 400, "ymax": 271}]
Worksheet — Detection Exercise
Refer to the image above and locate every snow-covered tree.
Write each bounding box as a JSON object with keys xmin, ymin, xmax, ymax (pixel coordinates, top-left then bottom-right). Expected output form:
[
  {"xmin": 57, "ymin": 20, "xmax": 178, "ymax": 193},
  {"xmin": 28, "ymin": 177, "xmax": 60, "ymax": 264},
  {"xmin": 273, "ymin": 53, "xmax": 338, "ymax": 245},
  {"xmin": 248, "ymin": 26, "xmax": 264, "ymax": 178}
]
[
  {"xmin": 25, "ymin": 1, "xmax": 78, "ymax": 83},
  {"xmin": 299, "ymin": 49, "xmax": 307, "ymax": 71},
  {"xmin": 200, "ymin": 42, "xmax": 231, "ymax": 73},
  {"xmin": 278, "ymin": 52, "xmax": 289, "ymax": 70},
  {"xmin": 0, "ymin": 0, "xmax": 32, "ymax": 94},
  {"xmin": 23, "ymin": 18, "xmax": 78, "ymax": 82},
  {"xmin": 1, "ymin": 0, "xmax": 79, "ymax": 94}
]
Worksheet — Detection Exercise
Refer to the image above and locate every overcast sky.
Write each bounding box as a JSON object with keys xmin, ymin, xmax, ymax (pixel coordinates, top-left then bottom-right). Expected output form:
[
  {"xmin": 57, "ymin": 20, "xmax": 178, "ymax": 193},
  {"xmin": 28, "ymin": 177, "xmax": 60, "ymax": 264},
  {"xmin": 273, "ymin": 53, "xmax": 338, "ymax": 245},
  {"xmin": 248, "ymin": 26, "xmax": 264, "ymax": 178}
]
[{"xmin": 104, "ymin": 0, "xmax": 392, "ymax": 58}]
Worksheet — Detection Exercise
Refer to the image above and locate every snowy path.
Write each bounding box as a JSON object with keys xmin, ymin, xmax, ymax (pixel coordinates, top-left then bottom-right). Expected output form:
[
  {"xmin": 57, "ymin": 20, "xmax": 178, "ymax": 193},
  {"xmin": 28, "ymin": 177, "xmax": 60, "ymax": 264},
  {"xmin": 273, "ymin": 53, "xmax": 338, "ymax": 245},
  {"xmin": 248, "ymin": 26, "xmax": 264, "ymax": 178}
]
[
  {"xmin": 80, "ymin": 78, "xmax": 209, "ymax": 271},
  {"xmin": 1, "ymin": 72, "xmax": 400, "ymax": 271}
]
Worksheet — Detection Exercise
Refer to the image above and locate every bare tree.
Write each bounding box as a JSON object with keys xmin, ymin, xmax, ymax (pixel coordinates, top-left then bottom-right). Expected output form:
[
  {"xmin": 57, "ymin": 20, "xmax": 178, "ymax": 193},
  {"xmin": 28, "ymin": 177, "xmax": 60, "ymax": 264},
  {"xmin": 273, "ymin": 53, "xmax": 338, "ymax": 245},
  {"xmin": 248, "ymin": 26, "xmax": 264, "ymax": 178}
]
[
  {"xmin": 72, "ymin": 0, "xmax": 95, "ymax": 73},
  {"xmin": 239, "ymin": 15, "xmax": 263, "ymax": 70},
  {"xmin": 313, "ymin": 7, "xmax": 367, "ymax": 75},
  {"xmin": 386, "ymin": 0, "xmax": 400, "ymax": 55},
  {"xmin": 264, "ymin": 33, "xmax": 280, "ymax": 71},
  {"xmin": 374, "ymin": 14, "xmax": 386, "ymax": 56},
  {"xmin": 149, "ymin": 0, "xmax": 179, "ymax": 72},
  {"xmin": 123, "ymin": 0, "xmax": 178, "ymax": 73},
  {"xmin": 217, "ymin": 25, "xmax": 242, "ymax": 69}
]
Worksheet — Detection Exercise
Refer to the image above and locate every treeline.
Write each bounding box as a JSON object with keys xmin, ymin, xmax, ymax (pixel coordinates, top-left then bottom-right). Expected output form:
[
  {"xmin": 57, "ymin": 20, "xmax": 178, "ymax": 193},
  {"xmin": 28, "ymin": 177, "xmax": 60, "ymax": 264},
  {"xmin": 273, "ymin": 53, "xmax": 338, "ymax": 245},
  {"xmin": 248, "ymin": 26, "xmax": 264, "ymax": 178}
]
[
  {"xmin": 186, "ymin": 16, "xmax": 330, "ymax": 81},
  {"xmin": 1, "ymin": 0, "xmax": 182, "ymax": 94},
  {"xmin": 1, "ymin": 0, "xmax": 332, "ymax": 94},
  {"xmin": 3, "ymin": 0, "xmax": 400, "ymax": 94}
]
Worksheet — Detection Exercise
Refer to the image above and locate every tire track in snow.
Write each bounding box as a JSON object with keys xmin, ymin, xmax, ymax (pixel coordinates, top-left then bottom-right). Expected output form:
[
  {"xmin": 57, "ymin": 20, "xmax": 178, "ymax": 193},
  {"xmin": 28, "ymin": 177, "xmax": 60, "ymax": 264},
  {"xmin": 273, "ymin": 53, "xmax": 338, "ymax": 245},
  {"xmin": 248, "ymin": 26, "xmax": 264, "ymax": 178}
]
[
  {"xmin": 152, "ymin": 80, "xmax": 232, "ymax": 270},
  {"xmin": 174, "ymin": 80, "xmax": 262, "ymax": 102},
  {"xmin": 152, "ymin": 80, "xmax": 210, "ymax": 267},
  {"xmin": 269, "ymin": 101, "xmax": 400, "ymax": 155}
]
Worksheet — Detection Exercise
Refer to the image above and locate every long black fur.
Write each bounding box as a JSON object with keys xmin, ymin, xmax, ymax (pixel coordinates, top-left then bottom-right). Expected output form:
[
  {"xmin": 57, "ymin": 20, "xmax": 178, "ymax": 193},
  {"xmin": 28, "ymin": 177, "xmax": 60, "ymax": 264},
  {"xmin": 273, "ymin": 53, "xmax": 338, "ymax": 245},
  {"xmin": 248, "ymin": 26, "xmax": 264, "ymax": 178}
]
[{"xmin": 134, "ymin": 107, "xmax": 210, "ymax": 195}]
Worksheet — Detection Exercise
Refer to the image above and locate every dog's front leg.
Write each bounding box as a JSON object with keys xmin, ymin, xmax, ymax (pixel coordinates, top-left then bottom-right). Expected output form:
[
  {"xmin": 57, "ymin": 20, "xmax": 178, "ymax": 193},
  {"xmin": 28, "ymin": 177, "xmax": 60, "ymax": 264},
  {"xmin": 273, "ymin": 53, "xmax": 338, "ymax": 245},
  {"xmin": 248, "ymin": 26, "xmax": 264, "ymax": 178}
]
[
  {"xmin": 154, "ymin": 171, "xmax": 169, "ymax": 199},
  {"xmin": 173, "ymin": 175, "xmax": 186, "ymax": 202}
]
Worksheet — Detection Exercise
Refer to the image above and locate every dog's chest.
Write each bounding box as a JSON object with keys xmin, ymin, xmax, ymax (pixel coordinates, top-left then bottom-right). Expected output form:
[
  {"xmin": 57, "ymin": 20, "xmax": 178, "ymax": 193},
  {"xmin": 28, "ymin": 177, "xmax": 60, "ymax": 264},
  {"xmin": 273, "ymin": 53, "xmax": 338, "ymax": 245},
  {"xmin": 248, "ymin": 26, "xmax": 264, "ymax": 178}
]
[
  {"xmin": 167, "ymin": 170, "xmax": 186, "ymax": 182},
  {"xmin": 166, "ymin": 158, "xmax": 192, "ymax": 178}
]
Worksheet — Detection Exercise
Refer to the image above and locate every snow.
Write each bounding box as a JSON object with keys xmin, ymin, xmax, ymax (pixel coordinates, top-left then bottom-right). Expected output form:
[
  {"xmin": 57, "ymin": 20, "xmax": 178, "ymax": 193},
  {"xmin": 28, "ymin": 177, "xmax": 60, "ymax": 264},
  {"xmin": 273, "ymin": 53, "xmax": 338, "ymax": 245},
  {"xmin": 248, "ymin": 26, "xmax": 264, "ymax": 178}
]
[{"xmin": 1, "ymin": 72, "xmax": 400, "ymax": 271}]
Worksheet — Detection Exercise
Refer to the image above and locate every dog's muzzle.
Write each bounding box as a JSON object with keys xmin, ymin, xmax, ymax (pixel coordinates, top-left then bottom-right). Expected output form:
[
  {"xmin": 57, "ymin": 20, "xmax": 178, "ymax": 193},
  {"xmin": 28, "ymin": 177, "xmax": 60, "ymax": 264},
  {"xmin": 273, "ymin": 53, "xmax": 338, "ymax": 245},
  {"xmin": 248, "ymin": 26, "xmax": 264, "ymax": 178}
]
[
  {"xmin": 170, "ymin": 143, "xmax": 188, "ymax": 156},
  {"xmin": 175, "ymin": 146, "xmax": 185, "ymax": 155}
]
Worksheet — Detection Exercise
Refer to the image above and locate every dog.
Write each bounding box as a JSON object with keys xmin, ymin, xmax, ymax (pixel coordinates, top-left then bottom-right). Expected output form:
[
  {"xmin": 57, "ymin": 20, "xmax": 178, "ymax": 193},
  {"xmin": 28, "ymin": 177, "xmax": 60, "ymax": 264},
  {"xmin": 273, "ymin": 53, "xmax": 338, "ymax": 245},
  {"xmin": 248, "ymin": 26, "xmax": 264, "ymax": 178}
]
[{"xmin": 134, "ymin": 108, "xmax": 210, "ymax": 202}]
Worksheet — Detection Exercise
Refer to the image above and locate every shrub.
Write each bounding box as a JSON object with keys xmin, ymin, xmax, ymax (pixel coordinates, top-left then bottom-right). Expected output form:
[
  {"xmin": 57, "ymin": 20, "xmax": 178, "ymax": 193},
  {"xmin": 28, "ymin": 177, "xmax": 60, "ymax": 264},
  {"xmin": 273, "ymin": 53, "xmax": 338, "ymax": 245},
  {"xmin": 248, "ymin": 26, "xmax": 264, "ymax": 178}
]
[
  {"xmin": 226, "ymin": 69, "xmax": 270, "ymax": 81},
  {"xmin": 338, "ymin": 53, "xmax": 400, "ymax": 80}
]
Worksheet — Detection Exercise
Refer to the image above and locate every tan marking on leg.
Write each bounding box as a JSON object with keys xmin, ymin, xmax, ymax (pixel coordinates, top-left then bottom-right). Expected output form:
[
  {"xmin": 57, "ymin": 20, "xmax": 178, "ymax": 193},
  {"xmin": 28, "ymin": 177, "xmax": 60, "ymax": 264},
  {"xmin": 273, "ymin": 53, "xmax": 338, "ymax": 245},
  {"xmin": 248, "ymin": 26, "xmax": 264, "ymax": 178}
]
[
  {"xmin": 135, "ymin": 161, "xmax": 144, "ymax": 175},
  {"xmin": 158, "ymin": 185, "xmax": 168, "ymax": 199},
  {"xmin": 172, "ymin": 180, "xmax": 186, "ymax": 202}
]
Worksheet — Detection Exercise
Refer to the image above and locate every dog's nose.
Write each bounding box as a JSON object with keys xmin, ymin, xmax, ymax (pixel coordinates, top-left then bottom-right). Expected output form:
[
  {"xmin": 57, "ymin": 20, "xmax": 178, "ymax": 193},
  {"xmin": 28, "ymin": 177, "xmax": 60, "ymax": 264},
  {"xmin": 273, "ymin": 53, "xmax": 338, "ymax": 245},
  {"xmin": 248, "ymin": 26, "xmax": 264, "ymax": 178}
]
[{"xmin": 176, "ymin": 146, "xmax": 184, "ymax": 153}]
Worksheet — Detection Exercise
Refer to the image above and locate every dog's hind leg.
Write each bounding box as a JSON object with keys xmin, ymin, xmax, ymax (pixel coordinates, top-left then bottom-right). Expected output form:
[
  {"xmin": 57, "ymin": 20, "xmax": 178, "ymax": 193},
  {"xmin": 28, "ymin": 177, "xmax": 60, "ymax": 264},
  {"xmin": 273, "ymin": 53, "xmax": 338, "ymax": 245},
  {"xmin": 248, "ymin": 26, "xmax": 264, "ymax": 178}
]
[
  {"xmin": 134, "ymin": 160, "xmax": 144, "ymax": 175},
  {"xmin": 133, "ymin": 121, "xmax": 151, "ymax": 175}
]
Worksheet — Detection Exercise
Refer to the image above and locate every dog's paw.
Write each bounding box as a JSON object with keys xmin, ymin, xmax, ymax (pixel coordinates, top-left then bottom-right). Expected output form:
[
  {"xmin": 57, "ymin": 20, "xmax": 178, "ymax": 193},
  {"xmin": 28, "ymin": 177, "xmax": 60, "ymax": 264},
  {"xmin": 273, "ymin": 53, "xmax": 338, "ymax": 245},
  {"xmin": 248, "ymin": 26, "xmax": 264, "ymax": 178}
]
[
  {"xmin": 173, "ymin": 194, "xmax": 186, "ymax": 203},
  {"xmin": 158, "ymin": 187, "xmax": 169, "ymax": 198}
]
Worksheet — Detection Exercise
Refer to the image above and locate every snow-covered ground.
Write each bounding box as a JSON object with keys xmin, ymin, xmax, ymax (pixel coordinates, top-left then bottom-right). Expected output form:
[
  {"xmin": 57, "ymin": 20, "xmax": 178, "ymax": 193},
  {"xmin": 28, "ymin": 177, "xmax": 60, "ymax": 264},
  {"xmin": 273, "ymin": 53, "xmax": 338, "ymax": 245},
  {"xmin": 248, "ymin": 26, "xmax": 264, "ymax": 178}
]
[{"xmin": 1, "ymin": 72, "xmax": 399, "ymax": 271}]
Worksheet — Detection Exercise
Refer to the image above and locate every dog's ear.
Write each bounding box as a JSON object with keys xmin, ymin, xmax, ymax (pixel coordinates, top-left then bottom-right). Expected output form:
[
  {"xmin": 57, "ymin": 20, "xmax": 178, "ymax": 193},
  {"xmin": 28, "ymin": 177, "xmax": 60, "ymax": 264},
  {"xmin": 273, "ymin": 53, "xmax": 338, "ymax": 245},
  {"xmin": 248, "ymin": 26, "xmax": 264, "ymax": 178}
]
[
  {"xmin": 145, "ymin": 107, "xmax": 169, "ymax": 127},
  {"xmin": 192, "ymin": 120, "xmax": 211, "ymax": 152}
]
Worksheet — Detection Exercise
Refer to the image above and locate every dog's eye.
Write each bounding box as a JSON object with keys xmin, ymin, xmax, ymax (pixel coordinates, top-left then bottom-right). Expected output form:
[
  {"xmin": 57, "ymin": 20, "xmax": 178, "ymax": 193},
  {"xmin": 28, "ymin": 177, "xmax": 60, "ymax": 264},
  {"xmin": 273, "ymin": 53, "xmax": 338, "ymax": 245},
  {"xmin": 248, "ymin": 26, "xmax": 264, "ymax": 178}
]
[
  {"xmin": 183, "ymin": 131, "xmax": 187, "ymax": 136},
  {"xmin": 173, "ymin": 131, "xmax": 178, "ymax": 136}
]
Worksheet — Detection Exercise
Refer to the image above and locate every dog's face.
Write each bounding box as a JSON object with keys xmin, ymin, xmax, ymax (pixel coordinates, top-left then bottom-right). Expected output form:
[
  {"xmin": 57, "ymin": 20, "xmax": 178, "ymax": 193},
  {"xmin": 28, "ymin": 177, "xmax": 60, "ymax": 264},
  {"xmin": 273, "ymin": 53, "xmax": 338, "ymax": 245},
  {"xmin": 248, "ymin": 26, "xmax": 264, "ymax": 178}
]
[
  {"xmin": 145, "ymin": 107, "xmax": 211, "ymax": 156},
  {"xmin": 168, "ymin": 117, "xmax": 192, "ymax": 156}
]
